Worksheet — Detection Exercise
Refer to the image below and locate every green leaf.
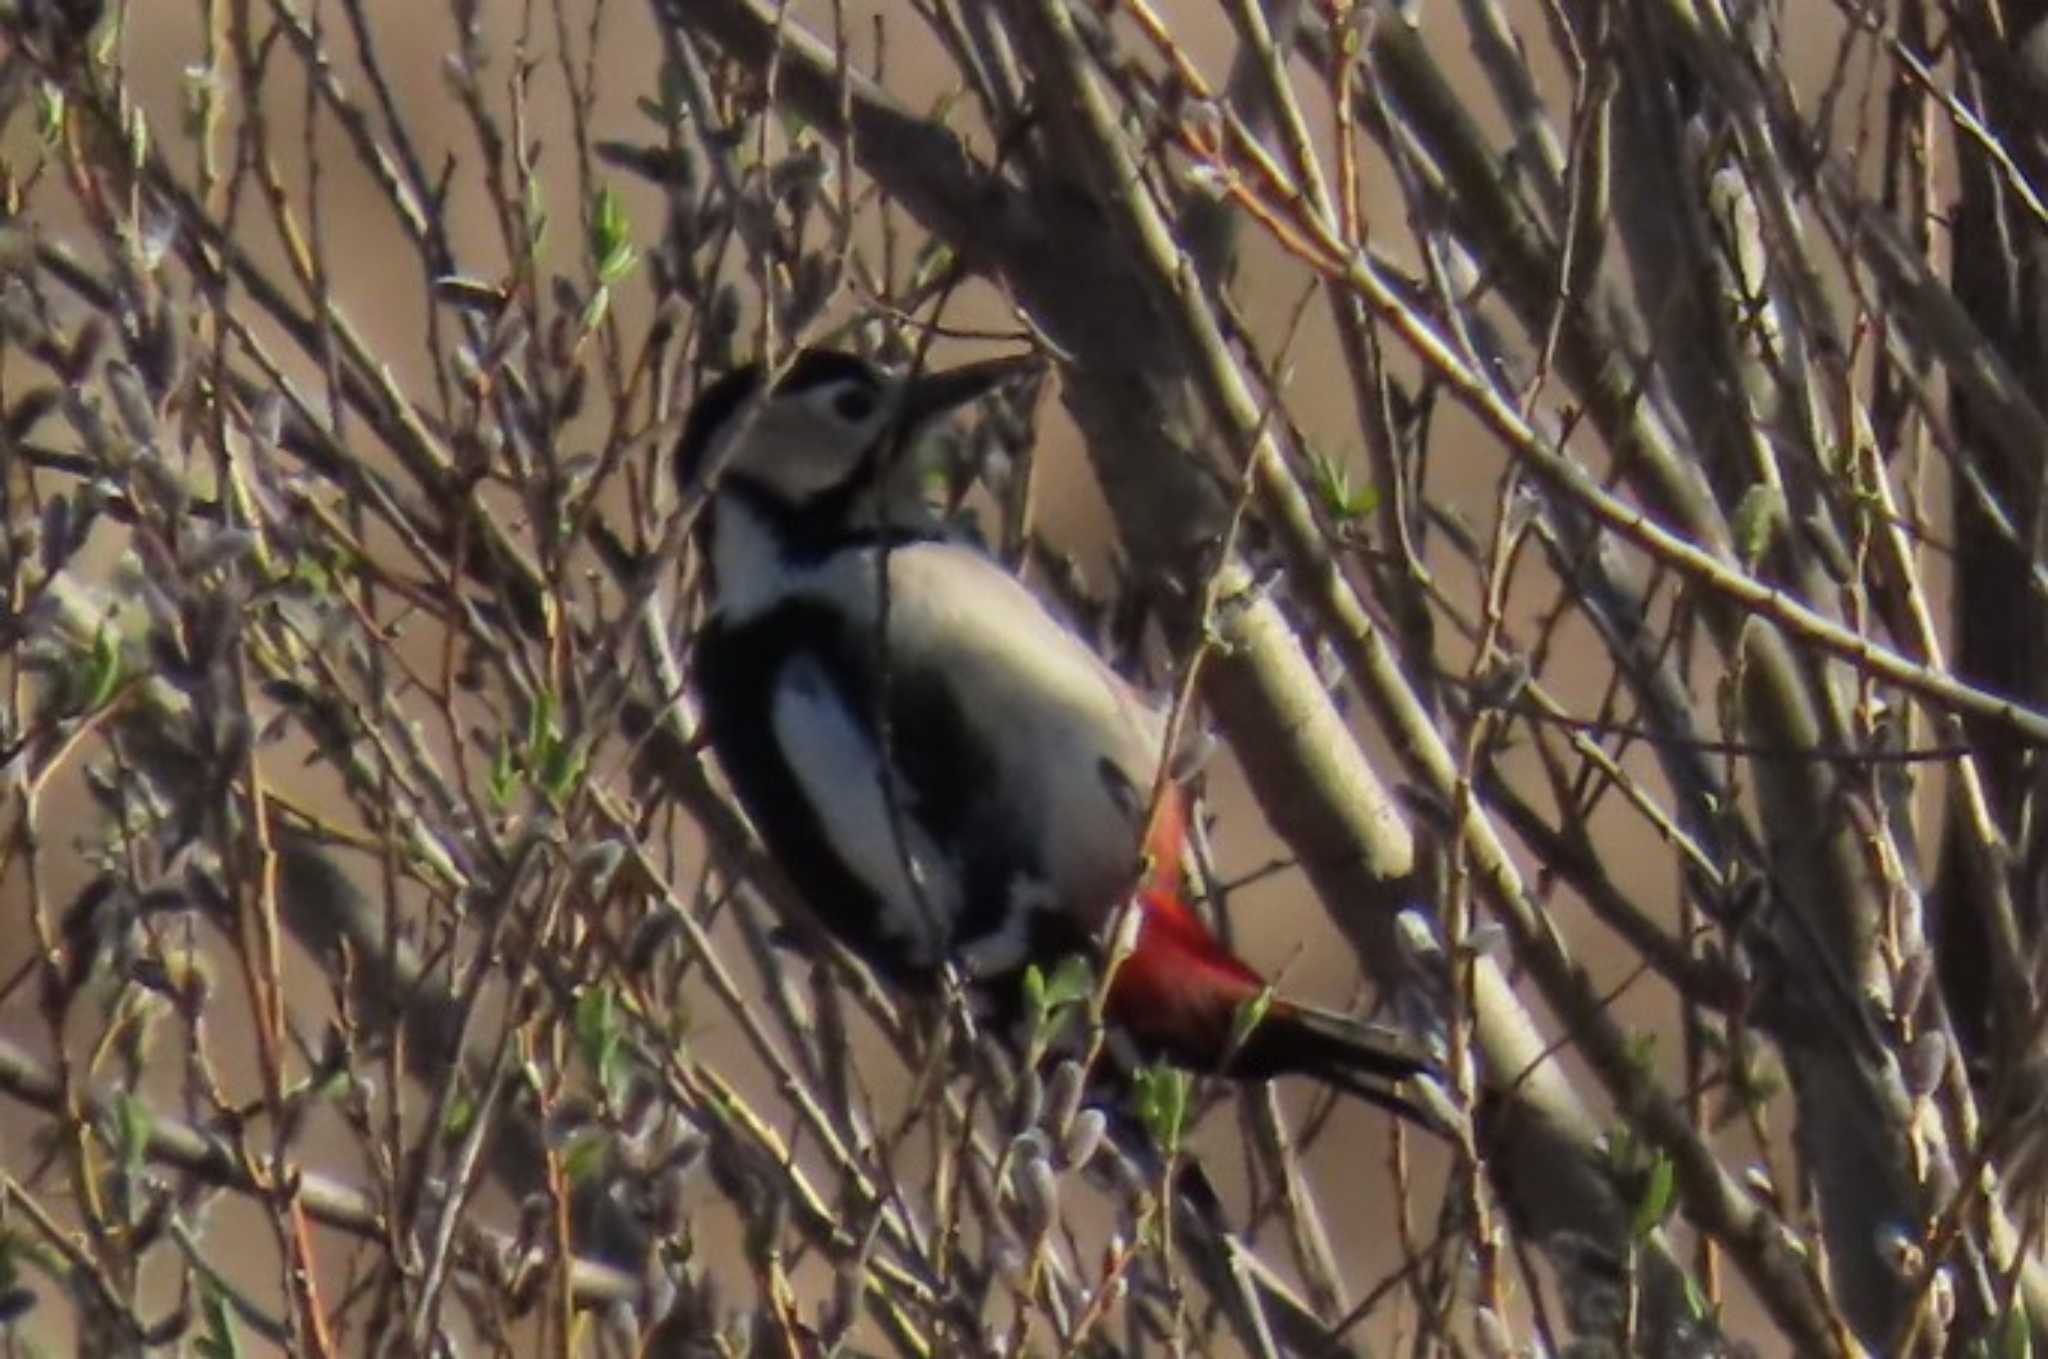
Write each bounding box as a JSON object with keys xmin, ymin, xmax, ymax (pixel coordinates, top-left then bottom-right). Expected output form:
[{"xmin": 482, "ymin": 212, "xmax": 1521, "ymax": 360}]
[
  {"xmin": 89, "ymin": 9, "xmax": 121, "ymax": 68},
  {"xmin": 34, "ymin": 83, "xmax": 64, "ymax": 146},
  {"xmin": 1603, "ymin": 1123, "xmax": 1641, "ymax": 1176},
  {"xmin": 290, "ymin": 551, "xmax": 335, "ymax": 597},
  {"xmin": 442, "ymin": 1079, "xmax": 477, "ymax": 1143},
  {"xmin": 526, "ymin": 689, "xmax": 558, "ymax": 767},
  {"xmin": 2002, "ymin": 1304, "xmax": 2035, "ymax": 1359},
  {"xmin": 523, "ymin": 177, "xmax": 549, "ymax": 264},
  {"xmin": 1630, "ymin": 1152, "xmax": 1675, "ymax": 1240},
  {"xmin": 909, "ymin": 241, "xmax": 956, "ymax": 293},
  {"xmin": 1732, "ymin": 482, "xmax": 1785, "ymax": 567},
  {"xmin": 1307, "ymin": 448, "xmax": 1379, "ymax": 522},
  {"xmin": 194, "ymin": 1279, "xmax": 242, "ymax": 1359},
  {"xmin": 1227, "ymin": 987, "xmax": 1275, "ymax": 1058},
  {"xmin": 575, "ymin": 984, "xmax": 625, "ymax": 1099},
  {"xmin": 580, "ymin": 283, "xmax": 612, "ymax": 333},
  {"xmin": 1021, "ymin": 964, "xmax": 1047, "ymax": 1019},
  {"xmin": 537, "ymin": 736, "xmax": 588, "ymax": 808},
  {"xmin": 1041, "ymin": 955, "xmax": 1094, "ymax": 1012},
  {"xmin": 1133, "ymin": 1066, "xmax": 1189, "ymax": 1155},
  {"xmin": 407, "ymin": 825, "xmax": 463, "ymax": 889},
  {"xmin": 84, "ymin": 621, "xmax": 123, "ymax": 711},
  {"xmin": 602, "ymin": 243, "xmax": 639, "ymax": 285},
  {"xmin": 574, "ymin": 983, "xmax": 614, "ymax": 1049},
  {"xmin": 487, "ymin": 732, "xmax": 519, "ymax": 809},
  {"xmin": 588, "ymin": 185, "xmax": 639, "ymax": 284},
  {"xmin": 112, "ymin": 1092, "xmax": 151, "ymax": 1173},
  {"xmin": 1024, "ymin": 955, "xmax": 1093, "ymax": 1053},
  {"xmin": 562, "ymin": 1131, "xmax": 609, "ymax": 1186},
  {"xmin": 1622, "ymin": 1030, "xmax": 1657, "ymax": 1079},
  {"xmin": 126, "ymin": 106, "xmax": 149, "ymax": 171}
]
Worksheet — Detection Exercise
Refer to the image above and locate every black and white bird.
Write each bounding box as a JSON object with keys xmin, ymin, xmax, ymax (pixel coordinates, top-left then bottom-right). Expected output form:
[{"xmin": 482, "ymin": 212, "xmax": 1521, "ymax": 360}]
[{"xmin": 678, "ymin": 347, "xmax": 1434, "ymax": 1115}]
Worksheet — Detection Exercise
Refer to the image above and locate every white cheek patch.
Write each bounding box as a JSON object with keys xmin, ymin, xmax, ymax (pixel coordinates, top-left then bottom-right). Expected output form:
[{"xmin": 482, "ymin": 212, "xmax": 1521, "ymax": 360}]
[{"xmin": 772, "ymin": 654, "xmax": 960, "ymax": 966}]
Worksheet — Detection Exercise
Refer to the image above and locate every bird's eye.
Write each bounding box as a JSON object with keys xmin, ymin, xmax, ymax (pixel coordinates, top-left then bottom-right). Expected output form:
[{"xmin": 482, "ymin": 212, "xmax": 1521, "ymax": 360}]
[{"xmin": 832, "ymin": 386, "xmax": 879, "ymax": 423}]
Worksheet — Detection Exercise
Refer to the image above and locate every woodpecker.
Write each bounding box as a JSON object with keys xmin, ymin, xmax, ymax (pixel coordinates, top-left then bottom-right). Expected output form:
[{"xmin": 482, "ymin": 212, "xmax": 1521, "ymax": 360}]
[{"xmin": 678, "ymin": 348, "xmax": 1434, "ymax": 1118}]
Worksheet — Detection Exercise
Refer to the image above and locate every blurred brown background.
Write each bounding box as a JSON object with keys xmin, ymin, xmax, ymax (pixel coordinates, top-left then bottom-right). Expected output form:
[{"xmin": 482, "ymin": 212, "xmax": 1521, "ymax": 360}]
[{"xmin": 0, "ymin": 1, "xmax": 1883, "ymax": 1352}]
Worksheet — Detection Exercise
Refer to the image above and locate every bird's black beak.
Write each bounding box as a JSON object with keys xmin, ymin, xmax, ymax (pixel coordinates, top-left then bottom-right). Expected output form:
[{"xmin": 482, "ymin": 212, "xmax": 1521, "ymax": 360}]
[{"xmin": 895, "ymin": 352, "xmax": 1043, "ymax": 429}]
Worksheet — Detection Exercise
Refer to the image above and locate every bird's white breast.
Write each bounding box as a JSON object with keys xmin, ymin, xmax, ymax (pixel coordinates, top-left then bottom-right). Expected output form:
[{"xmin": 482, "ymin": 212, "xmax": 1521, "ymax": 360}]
[
  {"xmin": 811, "ymin": 540, "xmax": 1167, "ymax": 928},
  {"xmin": 713, "ymin": 499, "xmax": 1168, "ymax": 945}
]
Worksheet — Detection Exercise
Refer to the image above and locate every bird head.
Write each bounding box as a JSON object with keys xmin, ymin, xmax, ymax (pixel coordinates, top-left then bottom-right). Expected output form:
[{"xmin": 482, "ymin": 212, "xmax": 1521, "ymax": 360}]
[{"xmin": 674, "ymin": 348, "xmax": 1039, "ymax": 528}]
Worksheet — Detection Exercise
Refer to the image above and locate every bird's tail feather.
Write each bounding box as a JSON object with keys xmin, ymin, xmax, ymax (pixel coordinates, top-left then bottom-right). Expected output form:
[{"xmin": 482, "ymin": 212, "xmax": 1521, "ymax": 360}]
[{"xmin": 1230, "ymin": 999, "xmax": 1445, "ymax": 1128}]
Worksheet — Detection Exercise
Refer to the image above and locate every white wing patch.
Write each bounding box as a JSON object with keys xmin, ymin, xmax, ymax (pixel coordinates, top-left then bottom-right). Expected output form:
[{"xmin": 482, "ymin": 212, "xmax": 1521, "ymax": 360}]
[{"xmin": 771, "ymin": 653, "xmax": 960, "ymax": 966}]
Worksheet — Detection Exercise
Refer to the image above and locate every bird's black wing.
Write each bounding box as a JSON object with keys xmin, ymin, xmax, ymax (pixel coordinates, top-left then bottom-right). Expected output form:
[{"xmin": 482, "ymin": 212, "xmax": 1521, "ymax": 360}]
[
  {"xmin": 696, "ymin": 604, "xmax": 942, "ymax": 977},
  {"xmin": 695, "ymin": 595, "xmax": 1040, "ymax": 978}
]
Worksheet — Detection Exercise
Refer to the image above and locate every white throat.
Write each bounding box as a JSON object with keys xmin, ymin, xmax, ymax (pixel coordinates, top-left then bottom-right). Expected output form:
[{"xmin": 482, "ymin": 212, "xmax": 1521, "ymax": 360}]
[
  {"xmin": 707, "ymin": 482, "xmax": 950, "ymax": 625},
  {"xmin": 707, "ymin": 494, "xmax": 807, "ymax": 624}
]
